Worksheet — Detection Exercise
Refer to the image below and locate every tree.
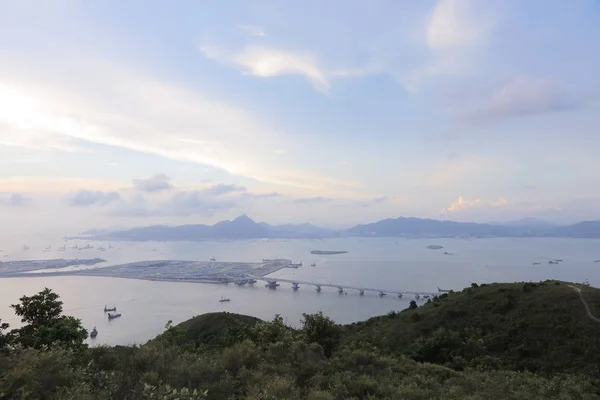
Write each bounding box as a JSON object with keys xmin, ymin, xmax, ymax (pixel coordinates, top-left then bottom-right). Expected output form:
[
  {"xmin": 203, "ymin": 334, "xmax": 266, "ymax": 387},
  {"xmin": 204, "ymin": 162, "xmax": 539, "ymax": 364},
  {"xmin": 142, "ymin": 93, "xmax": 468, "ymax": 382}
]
[
  {"xmin": 301, "ymin": 312, "xmax": 341, "ymax": 357},
  {"xmin": 247, "ymin": 314, "xmax": 294, "ymax": 347},
  {"xmin": 409, "ymin": 300, "xmax": 418, "ymax": 309},
  {"xmin": 0, "ymin": 318, "xmax": 11, "ymax": 349},
  {"xmin": 12, "ymin": 287, "xmax": 63, "ymax": 329},
  {"xmin": 10, "ymin": 288, "xmax": 87, "ymax": 349}
]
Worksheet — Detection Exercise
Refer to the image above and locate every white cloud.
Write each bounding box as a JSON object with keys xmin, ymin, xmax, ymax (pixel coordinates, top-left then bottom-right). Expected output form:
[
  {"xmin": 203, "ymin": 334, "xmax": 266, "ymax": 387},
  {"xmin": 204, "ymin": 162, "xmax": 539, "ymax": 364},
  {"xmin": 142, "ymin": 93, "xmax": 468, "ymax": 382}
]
[
  {"xmin": 68, "ymin": 189, "xmax": 120, "ymax": 206},
  {"xmin": 132, "ymin": 173, "xmax": 173, "ymax": 192},
  {"xmin": 111, "ymin": 184, "xmax": 276, "ymax": 217},
  {"xmin": 0, "ymin": 57, "xmax": 355, "ymax": 194},
  {"xmin": 404, "ymin": 0, "xmax": 498, "ymax": 91},
  {"xmin": 441, "ymin": 196, "xmax": 508, "ymax": 213},
  {"xmin": 427, "ymin": 0, "xmax": 495, "ymax": 49},
  {"xmin": 0, "ymin": 192, "xmax": 32, "ymax": 206},
  {"xmin": 238, "ymin": 25, "xmax": 267, "ymax": 37},
  {"xmin": 204, "ymin": 45, "xmax": 330, "ymax": 92}
]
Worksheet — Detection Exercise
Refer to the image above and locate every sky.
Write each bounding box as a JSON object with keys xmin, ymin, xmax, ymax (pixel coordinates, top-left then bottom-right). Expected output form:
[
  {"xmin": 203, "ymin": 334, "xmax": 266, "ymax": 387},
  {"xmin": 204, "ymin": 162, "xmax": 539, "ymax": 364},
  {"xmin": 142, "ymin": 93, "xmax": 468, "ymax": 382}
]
[{"xmin": 1, "ymin": 0, "xmax": 600, "ymax": 233}]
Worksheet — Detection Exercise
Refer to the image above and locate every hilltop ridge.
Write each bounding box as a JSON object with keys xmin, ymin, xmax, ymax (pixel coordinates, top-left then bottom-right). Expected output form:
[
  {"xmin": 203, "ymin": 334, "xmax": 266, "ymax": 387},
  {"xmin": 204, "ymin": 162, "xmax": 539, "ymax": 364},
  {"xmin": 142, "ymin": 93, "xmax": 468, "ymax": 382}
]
[
  {"xmin": 81, "ymin": 215, "xmax": 600, "ymax": 241},
  {"xmin": 2, "ymin": 280, "xmax": 600, "ymax": 398}
]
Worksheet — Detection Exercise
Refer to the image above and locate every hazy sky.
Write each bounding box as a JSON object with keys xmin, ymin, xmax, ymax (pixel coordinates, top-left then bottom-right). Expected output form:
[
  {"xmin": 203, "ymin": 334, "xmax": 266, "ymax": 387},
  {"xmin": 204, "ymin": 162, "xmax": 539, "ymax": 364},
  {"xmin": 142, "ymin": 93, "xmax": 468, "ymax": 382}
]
[{"xmin": 1, "ymin": 0, "xmax": 599, "ymax": 232}]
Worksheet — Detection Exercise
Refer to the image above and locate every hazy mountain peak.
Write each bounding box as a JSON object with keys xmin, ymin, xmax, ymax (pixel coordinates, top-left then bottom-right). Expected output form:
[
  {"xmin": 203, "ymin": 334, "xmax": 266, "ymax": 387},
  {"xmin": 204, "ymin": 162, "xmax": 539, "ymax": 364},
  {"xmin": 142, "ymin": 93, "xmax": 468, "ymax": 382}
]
[{"xmin": 233, "ymin": 215, "xmax": 255, "ymax": 223}]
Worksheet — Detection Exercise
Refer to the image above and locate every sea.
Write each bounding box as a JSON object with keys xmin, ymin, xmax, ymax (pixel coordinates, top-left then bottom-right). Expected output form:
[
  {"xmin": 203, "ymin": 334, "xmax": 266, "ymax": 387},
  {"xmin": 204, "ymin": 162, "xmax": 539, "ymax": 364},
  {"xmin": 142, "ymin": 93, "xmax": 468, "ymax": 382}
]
[{"xmin": 1, "ymin": 234, "xmax": 598, "ymax": 346}]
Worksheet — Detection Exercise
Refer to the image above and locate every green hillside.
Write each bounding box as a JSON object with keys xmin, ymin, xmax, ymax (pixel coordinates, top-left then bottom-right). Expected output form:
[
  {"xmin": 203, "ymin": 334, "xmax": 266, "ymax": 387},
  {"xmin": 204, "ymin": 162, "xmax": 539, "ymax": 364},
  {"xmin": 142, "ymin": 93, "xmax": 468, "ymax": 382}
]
[
  {"xmin": 345, "ymin": 280, "xmax": 600, "ymax": 373},
  {"xmin": 154, "ymin": 312, "xmax": 261, "ymax": 348},
  {"xmin": 1, "ymin": 282, "xmax": 600, "ymax": 399}
]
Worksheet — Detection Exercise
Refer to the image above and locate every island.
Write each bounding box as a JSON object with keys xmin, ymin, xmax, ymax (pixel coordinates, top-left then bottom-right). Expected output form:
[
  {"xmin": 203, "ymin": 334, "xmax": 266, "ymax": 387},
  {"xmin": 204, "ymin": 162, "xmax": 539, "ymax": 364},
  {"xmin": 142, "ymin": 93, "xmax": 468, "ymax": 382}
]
[
  {"xmin": 310, "ymin": 250, "xmax": 348, "ymax": 255},
  {"xmin": 427, "ymin": 245, "xmax": 444, "ymax": 250}
]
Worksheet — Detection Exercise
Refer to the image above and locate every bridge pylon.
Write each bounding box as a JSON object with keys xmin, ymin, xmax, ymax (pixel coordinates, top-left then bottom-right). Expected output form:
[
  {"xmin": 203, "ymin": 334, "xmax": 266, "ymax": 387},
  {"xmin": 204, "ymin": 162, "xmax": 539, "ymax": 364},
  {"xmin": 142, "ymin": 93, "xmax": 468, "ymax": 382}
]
[{"xmin": 266, "ymin": 281, "xmax": 279, "ymax": 289}]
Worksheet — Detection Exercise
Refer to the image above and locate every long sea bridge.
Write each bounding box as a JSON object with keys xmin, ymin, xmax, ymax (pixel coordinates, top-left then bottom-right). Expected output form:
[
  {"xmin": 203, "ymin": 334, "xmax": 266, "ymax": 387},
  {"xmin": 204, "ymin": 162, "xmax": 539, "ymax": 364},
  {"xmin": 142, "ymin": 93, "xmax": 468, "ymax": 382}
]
[
  {"xmin": 0, "ymin": 258, "xmax": 440, "ymax": 298},
  {"xmin": 230, "ymin": 276, "xmax": 438, "ymax": 298}
]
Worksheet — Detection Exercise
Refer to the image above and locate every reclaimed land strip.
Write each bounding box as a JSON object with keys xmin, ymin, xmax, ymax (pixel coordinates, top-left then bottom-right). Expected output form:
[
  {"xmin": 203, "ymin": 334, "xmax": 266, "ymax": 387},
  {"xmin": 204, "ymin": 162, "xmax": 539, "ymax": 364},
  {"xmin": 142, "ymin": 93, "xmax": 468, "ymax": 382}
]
[
  {"xmin": 0, "ymin": 258, "xmax": 106, "ymax": 275},
  {"xmin": 0, "ymin": 258, "xmax": 291, "ymax": 283}
]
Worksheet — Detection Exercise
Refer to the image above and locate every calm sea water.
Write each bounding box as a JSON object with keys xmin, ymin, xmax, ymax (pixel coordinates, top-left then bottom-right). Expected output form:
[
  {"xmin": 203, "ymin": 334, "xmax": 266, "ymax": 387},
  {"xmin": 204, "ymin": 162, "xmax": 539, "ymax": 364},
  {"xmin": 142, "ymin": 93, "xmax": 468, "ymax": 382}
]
[{"xmin": 1, "ymin": 236, "xmax": 599, "ymax": 346}]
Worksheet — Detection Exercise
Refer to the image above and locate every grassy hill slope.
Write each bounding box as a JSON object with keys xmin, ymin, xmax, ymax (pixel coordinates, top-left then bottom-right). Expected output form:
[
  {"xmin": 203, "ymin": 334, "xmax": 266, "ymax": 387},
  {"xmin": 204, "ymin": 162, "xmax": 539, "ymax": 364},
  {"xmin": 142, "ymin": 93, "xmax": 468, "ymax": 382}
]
[
  {"xmin": 3, "ymin": 282, "xmax": 600, "ymax": 399},
  {"xmin": 154, "ymin": 312, "xmax": 261, "ymax": 348},
  {"xmin": 345, "ymin": 280, "xmax": 600, "ymax": 373}
]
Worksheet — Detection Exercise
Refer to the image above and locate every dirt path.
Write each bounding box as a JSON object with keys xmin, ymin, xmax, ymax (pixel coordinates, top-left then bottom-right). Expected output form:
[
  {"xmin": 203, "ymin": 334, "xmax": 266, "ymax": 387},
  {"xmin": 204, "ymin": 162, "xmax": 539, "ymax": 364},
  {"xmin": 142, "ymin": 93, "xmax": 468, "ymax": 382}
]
[{"xmin": 568, "ymin": 285, "xmax": 600, "ymax": 323}]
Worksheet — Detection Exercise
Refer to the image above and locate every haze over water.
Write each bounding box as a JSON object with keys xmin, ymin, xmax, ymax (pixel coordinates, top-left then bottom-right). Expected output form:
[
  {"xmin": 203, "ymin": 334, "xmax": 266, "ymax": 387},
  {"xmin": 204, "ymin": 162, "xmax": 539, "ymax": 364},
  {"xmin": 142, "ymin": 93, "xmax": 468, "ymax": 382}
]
[{"xmin": 1, "ymin": 235, "xmax": 599, "ymax": 346}]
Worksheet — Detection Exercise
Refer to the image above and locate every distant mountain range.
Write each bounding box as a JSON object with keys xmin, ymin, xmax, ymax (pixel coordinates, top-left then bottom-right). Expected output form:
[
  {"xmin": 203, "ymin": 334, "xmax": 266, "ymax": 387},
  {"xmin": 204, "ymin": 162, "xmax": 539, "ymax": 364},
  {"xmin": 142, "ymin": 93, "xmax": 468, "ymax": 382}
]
[
  {"xmin": 346, "ymin": 217, "xmax": 600, "ymax": 238},
  {"xmin": 81, "ymin": 215, "xmax": 600, "ymax": 241},
  {"xmin": 89, "ymin": 215, "xmax": 336, "ymax": 241}
]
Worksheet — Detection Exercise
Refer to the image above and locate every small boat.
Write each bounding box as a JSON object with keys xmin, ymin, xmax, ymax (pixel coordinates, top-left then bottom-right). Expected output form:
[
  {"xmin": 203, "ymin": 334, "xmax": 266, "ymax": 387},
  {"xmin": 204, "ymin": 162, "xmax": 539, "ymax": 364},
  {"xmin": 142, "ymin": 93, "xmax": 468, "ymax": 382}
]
[
  {"xmin": 90, "ymin": 327, "xmax": 98, "ymax": 338},
  {"xmin": 549, "ymin": 260, "xmax": 559, "ymax": 264},
  {"xmin": 210, "ymin": 257, "xmax": 216, "ymax": 261},
  {"xmin": 219, "ymin": 296, "xmax": 230, "ymax": 302},
  {"xmin": 108, "ymin": 313, "xmax": 121, "ymax": 320},
  {"xmin": 104, "ymin": 305, "xmax": 116, "ymax": 312},
  {"xmin": 310, "ymin": 262, "xmax": 316, "ymax": 267},
  {"xmin": 532, "ymin": 262, "xmax": 541, "ymax": 265}
]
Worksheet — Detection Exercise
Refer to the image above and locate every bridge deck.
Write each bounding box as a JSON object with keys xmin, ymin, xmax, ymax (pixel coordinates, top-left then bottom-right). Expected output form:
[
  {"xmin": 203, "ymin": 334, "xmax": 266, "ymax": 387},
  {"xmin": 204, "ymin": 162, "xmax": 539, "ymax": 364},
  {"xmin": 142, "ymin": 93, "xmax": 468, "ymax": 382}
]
[{"xmin": 248, "ymin": 277, "xmax": 437, "ymax": 296}]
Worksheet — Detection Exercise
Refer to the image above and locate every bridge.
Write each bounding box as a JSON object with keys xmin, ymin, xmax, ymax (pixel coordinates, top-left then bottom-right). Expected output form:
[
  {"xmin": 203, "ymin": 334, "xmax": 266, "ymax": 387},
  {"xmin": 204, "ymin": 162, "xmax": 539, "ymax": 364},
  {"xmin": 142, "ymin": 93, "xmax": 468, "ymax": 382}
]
[{"xmin": 231, "ymin": 276, "xmax": 438, "ymax": 298}]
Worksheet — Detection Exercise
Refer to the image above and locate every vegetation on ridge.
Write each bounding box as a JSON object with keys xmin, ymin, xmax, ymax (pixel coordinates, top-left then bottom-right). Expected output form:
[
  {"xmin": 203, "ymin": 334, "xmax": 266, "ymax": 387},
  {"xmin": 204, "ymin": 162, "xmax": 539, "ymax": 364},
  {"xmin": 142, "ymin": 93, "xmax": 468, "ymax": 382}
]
[{"xmin": 1, "ymin": 281, "xmax": 599, "ymax": 399}]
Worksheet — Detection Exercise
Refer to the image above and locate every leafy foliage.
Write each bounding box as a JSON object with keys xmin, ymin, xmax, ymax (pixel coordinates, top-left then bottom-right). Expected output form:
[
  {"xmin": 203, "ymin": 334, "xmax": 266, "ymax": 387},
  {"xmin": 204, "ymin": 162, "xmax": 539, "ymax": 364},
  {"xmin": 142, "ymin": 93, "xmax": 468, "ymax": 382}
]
[
  {"xmin": 344, "ymin": 280, "xmax": 600, "ymax": 374},
  {"xmin": 0, "ymin": 320, "xmax": 10, "ymax": 350},
  {"xmin": 8, "ymin": 288, "xmax": 87, "ymax": 350},
  {"xmin": 301, "ymin": 311, "xmax": 341, "ymax": 357},
  {"xmin": 1, "ymin": 282, "xmax": 600, "ymax": 399}
]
